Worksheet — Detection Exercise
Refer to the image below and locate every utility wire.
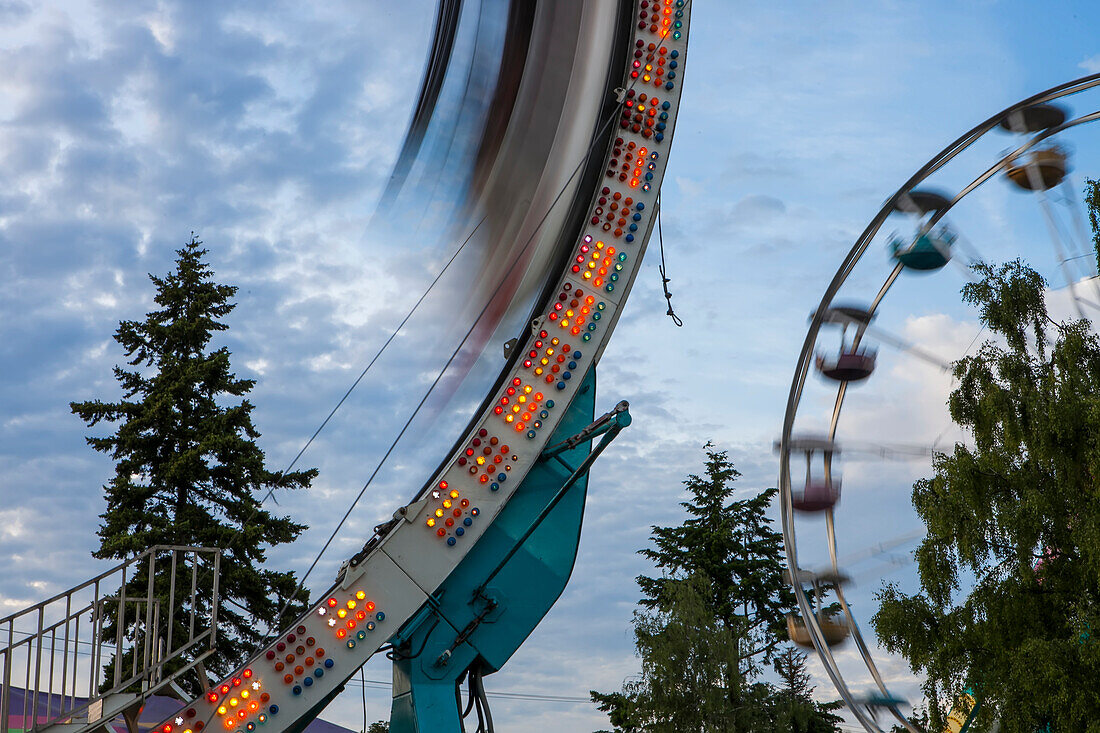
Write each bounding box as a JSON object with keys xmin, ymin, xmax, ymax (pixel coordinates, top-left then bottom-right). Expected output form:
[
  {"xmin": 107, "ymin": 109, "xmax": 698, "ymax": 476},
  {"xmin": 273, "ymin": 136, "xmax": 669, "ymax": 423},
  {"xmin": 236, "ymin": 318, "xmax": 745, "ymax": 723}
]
[
  {"xmin": 343, "ymin": 676, "xmax": 593, "ymax": 704},
  {"xmin": 360, "ymin": 667, "xmax": 368, "ymax": 733},
  {"xmin": 256, "ymin": 0, "xmax": 695, "ymax": 649},
  {"xmin": 255, "ymin": 213, "xmax": 487, "ymax": 514}
]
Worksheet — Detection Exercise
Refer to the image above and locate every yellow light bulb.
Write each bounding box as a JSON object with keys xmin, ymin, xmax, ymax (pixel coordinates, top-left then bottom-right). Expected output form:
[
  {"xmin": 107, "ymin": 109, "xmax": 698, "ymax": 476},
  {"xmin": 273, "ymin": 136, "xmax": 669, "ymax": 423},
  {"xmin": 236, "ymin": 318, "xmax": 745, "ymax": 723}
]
[
  {"xmin": 450, "ymin": 490, "xmax": 459, "ymax": 499},
  {"xmin": 356, "ymin": 591, "xmax": 366, "ymax": 600},
  {"xmin": 435, "ymin": 508, "xmax": 444, "ymax": 517},
  {"xmin": 337, "ymin": 608, "xmax": 347, "ymax": 619},
  {"xmin": 426, "ymin": 518, "xmax": 435, "ymax": 527},
  {"xmin": 347, "ymin": 600, "xmax": 356, "ymax": 609}
]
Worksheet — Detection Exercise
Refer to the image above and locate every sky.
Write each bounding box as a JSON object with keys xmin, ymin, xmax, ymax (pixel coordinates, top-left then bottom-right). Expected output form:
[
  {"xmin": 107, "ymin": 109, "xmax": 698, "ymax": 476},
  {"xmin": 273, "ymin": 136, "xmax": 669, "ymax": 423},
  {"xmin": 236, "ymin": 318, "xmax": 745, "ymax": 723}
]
[{"xmin": 2, "ymin": 1, "xmax": 1100, "ymax": 731}]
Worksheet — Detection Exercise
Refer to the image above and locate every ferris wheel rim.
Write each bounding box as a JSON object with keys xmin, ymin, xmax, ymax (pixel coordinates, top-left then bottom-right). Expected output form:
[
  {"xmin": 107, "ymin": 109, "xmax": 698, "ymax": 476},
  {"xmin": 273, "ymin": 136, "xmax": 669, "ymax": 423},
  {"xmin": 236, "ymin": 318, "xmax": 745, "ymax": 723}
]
[{"xmin": 778, "ymin": 72, "xmax": 1100, "ymax": 732}]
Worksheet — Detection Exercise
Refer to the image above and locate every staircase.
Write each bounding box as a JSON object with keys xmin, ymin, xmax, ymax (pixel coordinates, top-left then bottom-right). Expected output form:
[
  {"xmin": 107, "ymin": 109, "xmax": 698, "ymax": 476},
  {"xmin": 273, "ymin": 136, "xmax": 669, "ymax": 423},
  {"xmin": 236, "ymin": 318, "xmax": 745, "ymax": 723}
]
[{"xmin": 1, "ymin": 547, "xmax": 221, "ymax": 733}]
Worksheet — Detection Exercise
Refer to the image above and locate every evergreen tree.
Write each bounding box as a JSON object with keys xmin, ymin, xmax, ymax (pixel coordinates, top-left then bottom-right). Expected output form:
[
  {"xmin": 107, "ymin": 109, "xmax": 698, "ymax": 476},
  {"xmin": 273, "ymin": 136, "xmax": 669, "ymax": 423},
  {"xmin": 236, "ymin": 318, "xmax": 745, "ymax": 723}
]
[
  {"xmin": 593, "ymin": 444, "xmax": 840, "ymax": 732},
  {"xmin": 636, "ymin": 444, "xmax": 795, "ymax": 676},
  {"xmin": 632, "ymin": 573, "xmax": 748, "ymax": 732},
  {"xmin": 771, "ymin": 647, "xmax": 844, "ymax": 732},
  {"xmin": 873, "ymin": 247, "xmax": 1100, "ymax": 726},
  {"xmin": 72, "ymin": 236, "xmax": 315, "ymax": 690}
]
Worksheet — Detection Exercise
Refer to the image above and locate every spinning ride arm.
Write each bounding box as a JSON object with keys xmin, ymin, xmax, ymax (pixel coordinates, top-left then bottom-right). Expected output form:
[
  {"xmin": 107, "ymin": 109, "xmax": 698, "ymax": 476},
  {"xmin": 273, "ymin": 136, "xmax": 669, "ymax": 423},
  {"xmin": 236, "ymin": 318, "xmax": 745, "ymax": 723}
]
[{"xmin": 138, "ymin": 4, "xmax": 693, "ymax": 733}]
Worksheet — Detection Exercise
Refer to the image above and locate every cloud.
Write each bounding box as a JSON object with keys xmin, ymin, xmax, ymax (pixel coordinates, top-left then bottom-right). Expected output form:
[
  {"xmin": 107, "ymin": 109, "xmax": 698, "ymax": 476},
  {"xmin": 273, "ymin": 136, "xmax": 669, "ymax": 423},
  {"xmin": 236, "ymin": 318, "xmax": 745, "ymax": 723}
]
[{"xmin": 2, "ymin": 1, "xmax": 1100, "ymax": 731}]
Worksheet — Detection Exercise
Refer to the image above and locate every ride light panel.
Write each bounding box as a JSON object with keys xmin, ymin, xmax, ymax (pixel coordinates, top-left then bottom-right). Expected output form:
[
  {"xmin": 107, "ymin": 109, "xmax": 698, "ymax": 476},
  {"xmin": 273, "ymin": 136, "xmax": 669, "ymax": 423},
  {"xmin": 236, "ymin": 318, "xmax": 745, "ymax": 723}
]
[
  {"xmin": 141, "ymin": 4, "xmax": 692, "ymax": 733},
  {"xmin": 409, "ymin": 0, "xmax": 690, "ymax": 558}
]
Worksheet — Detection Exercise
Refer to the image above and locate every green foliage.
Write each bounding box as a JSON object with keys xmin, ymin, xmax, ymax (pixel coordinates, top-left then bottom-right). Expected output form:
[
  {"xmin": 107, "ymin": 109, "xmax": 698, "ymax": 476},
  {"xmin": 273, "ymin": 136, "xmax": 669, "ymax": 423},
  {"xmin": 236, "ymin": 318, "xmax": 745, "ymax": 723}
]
[
  {"xmin": 772, "ymin": 647, "xmax": 845, "ymax": 732},
  {"xmin": 592, "ymin": 444, "xmax": 841, "ymax": 732},
  {"xmin": 366, "ymin": 722, "xmax": 389, "ymax": 733},
  {"xmin": 636, "ymin": 444, "xmax": 796, "ymax": 674},
  {"xmin": 624, "ymin": 573, "xmax": 749, "ymax": 732},
  {"xmin": 72, "ymin": 236, "xmax": 316, "ymax": 690},
  {"xmin": 889, "ymin": 706, "xmax": 931, "ymax": 733},
  {"xmin": 873, "ymin": 253, "xmax": 1100, "ymax": 731}
]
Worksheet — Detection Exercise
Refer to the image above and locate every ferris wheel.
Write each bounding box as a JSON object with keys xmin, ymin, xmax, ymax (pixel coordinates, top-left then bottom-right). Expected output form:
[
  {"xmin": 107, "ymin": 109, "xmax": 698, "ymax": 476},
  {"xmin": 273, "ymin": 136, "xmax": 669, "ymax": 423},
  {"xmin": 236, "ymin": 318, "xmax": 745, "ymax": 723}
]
[{"xmin": 777, "ymin": 73, "xmax": 1100, "ymax": 732}]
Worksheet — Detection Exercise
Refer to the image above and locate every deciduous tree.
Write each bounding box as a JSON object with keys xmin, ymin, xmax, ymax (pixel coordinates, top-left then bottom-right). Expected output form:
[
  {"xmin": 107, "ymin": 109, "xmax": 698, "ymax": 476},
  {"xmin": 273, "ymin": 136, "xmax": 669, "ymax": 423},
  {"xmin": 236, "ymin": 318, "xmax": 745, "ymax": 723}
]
[{"xmin": 873, "ymin": 246, "xmax": 1100, "ymax": 730}]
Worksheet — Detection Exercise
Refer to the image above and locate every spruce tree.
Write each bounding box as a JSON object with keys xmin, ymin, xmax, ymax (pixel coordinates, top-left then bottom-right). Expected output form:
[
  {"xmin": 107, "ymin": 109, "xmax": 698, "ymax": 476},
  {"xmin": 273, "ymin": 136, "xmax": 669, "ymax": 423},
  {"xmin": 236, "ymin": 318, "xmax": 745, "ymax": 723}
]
[
  {"xmin": 772, "ymin": 647, "xmax": 844, "ymax": 732},
  {"xmin": 592, "ymin": 445, "xmax": 841, "ymax": 731},
  {"xmin": 636, "ymin": 443, "xmax": 795, "ymax": 677},
  {"xmin": 71, "ymin": 236, "xmax": 315, "ymax": 690}
]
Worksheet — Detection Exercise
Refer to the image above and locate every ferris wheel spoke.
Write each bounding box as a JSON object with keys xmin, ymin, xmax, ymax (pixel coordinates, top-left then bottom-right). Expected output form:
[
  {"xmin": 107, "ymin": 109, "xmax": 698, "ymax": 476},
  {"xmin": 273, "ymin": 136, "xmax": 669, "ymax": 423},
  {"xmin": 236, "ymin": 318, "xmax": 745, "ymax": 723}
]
[
  {"xmin": 853, "ymin": 320, "xmax": 954, "ymax": 371},
  {"xmin": 868, "ymin": 265, "xmax": 902, "ymax": 317},
  {"xmin": 828, "ymin": 380, "xmax": 848, "ymax": 440},
  {"xmin": 1060, "ymin": 179, "xmax": 1100, "ymax": 304},
  {"xmin": 824, "ymin": 513, "xmax": 920, "ymax": 732},
  {"xmin": 1035, "ymin": 187, "xmax": 1088, "ymax": 318}
]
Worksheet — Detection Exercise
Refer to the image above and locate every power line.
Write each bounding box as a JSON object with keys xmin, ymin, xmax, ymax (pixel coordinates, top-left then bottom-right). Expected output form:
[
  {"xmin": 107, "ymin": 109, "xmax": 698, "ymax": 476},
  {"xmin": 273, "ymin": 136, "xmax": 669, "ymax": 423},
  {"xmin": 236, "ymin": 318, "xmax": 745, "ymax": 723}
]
[{"xmin": 340, "ymin": 676, "xmax": 594, "ymax": 705}]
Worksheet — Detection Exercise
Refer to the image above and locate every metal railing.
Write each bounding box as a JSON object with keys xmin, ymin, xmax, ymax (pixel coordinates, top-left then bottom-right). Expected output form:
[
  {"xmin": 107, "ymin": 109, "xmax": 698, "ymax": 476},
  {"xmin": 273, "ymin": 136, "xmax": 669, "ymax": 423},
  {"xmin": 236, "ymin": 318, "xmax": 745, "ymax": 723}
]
[{"xmin": 0, "ymin": 546, "xmax": 221, "ymax": 733}]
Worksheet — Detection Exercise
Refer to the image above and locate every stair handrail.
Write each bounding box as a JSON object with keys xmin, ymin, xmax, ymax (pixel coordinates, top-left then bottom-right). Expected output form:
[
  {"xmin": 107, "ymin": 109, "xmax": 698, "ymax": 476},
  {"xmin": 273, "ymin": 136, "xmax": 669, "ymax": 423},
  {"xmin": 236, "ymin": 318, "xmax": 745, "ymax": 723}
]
[
  {"xmin": 0, "ymin": 546, "xmax": 218, "ymax": 630},
  {"xmin": 1, "ymin": 546, "xmax": 222, "ymax": 733}
]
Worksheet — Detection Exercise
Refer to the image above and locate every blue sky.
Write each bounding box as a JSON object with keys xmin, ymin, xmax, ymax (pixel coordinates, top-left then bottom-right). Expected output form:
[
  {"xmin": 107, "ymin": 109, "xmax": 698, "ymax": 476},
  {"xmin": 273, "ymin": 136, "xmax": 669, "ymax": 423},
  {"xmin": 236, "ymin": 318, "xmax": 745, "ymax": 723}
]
[{"xmin": 2, "ymin": 2, "xmax": 1100, "ymax": 731}]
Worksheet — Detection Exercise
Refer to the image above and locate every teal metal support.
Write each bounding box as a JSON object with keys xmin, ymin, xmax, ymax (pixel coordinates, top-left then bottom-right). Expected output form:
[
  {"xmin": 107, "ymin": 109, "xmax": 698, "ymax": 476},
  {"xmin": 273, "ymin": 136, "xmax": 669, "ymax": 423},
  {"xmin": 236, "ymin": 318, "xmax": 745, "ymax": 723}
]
[
  {"xmin": 471, "ymin": 398, "xmax": 630, "ymax": 602},
  {"xmin": 389, "ymin": 367, "xmax": 626, "ymax": 732}
]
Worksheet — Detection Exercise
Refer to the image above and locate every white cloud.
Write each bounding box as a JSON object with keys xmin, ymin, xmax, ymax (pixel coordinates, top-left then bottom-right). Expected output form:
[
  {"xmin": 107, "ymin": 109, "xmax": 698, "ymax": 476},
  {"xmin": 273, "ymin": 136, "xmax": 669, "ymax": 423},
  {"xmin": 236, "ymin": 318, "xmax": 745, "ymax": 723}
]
[{"xmin": 2, "ymin": 2, "xmax": 1100, "ymax": 731}]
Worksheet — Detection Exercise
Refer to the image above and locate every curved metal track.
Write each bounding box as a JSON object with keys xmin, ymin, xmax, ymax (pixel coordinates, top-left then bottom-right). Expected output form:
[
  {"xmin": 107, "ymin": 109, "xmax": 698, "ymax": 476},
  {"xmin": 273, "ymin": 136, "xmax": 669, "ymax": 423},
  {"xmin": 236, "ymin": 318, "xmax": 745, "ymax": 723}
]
[
  {"xmin": 130, "ymin": 4, "xmax": 695, "ymax": 733},
  {"xmin": 778, "ymin": 73, "xmax": 1100, "ymax": 731}
]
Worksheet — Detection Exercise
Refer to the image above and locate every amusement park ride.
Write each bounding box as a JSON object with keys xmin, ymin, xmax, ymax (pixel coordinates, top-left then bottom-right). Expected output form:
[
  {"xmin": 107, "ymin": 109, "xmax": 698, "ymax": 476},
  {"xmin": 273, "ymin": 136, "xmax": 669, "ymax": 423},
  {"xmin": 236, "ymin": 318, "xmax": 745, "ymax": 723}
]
[
  {"xmin": 778, "ymin": 74, "xmax": 1100, "ymax": 732},
  {"xmin": 1, "ymin": 2, "xmax": 693, "ymax": 733},
  {"xmin": 4, "ymin": 0, "xmax": 1100, "ymax": 731}
]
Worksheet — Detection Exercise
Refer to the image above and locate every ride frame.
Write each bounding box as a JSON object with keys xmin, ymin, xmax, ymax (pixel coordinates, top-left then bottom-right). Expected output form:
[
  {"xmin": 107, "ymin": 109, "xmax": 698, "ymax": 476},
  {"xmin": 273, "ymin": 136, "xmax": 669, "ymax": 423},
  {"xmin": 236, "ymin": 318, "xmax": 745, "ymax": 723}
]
[{"xmin": 1, "ymin": 2, "xmax": 693, "ymax": 733}]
